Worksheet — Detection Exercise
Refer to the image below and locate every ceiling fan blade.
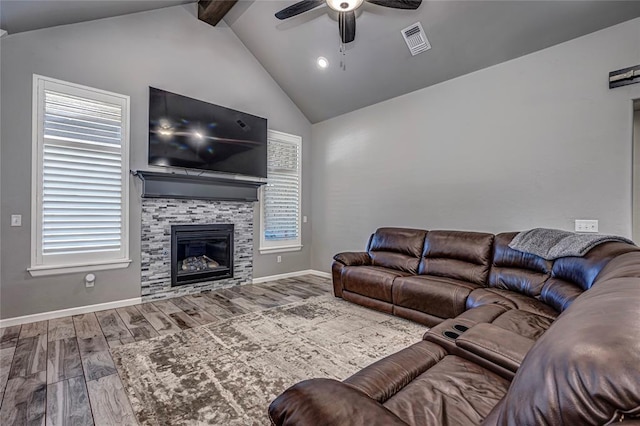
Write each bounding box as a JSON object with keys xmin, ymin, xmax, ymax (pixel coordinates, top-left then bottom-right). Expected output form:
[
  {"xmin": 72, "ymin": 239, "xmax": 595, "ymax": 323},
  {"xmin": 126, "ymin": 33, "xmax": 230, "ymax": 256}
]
[
  {"xmin": 275, "ymin": 0, "xmax": 325, "ymax": 20},
  {"xmin": 338, "ymin": 11, "xmax": 356, "ymax": 43},
  {"xmin": 366, "ymin": 0, "xmax": 422, "ymax": 10}
]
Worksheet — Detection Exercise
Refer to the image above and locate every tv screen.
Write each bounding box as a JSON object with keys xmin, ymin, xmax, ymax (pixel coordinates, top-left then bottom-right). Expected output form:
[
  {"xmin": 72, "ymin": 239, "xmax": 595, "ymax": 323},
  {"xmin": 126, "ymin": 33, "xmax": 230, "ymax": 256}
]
[{"xmin": 148, "ymin": 87, "xmax": 267, "ymax": 178}]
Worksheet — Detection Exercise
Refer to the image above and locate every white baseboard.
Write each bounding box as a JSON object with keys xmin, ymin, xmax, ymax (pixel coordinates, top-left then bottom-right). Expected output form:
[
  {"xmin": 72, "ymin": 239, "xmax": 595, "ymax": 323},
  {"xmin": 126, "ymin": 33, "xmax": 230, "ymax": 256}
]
[
  {"xmin": 252, "ymin": 269, "xmax": 331, "ymax": 284},
  {"xmin": 1, "ymin": 271, "xmax": 332, "ymax": 327},
  {"xmin": 308, "ymin": 270, "xmax": 332, "ymax": 279},
  {"xmin": 0, "ymin": 297, "xmax": 143, "ymax": 328}
]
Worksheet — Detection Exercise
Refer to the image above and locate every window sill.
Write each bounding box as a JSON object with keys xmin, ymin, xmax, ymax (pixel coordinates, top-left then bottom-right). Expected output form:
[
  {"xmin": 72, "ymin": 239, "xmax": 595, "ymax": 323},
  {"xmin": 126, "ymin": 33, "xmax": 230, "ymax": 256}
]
[
  {"xmin": 28, "ymin": 259, "xmax": 132, "ymax": 277},
  {"xmin": 259, "ymin": 245, "xmax": 303, "ymax": 255}
]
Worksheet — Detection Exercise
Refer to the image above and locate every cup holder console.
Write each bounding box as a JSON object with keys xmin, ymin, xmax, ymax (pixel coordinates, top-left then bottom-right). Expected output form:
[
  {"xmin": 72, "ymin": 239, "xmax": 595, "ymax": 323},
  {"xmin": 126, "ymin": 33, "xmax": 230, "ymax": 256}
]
[
  {"xmin": 441, "ymin": 324, "xmax": 471, "ymax": 340},
  {"xmin": 443, "ymin": 331, "xmax": 460, "ymax": 340},
  {"xmin": 430, "ymin": 321, "xmax": 472, "ymax": 342}
]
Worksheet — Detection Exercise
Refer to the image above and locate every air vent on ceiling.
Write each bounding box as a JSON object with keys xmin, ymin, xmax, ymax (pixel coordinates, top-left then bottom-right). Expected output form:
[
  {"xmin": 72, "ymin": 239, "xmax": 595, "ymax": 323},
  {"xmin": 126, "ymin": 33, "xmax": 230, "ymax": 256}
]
[{"xmin": 401, "ymin": 22, "xmax": 430, "ymax": 56}]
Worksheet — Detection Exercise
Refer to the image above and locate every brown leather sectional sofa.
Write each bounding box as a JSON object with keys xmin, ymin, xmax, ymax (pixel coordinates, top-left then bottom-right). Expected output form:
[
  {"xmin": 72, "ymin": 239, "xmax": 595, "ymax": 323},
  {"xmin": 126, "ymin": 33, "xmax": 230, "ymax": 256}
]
[{"xmin": 269, "ymin": 228, "xmax": 640, "ymax": 425}]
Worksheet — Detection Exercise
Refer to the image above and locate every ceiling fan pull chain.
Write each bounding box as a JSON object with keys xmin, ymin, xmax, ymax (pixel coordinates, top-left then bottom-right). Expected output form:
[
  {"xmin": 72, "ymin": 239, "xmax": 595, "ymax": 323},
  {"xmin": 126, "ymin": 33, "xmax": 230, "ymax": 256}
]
[
  {"xmin": 343, "ymin": 48, "xmax": 347, "ymax": 71},
  {"xmin": 339, "ymin": 12, "xmax": 347, "ymax": 72}
]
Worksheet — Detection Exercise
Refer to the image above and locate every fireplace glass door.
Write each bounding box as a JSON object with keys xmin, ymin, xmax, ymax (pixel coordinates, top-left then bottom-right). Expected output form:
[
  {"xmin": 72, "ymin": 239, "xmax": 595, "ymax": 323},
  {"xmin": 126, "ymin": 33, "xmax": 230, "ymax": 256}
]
[{"xmin": 171, "ymin": 224, "xmax": 234, "ymax": 286}]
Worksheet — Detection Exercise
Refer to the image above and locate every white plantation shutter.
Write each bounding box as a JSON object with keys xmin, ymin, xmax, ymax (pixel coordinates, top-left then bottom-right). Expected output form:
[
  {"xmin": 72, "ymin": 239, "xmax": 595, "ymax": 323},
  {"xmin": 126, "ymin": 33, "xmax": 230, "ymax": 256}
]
[
  {"xmin": 30, "ymin": 75, "xmax": 130, "ymax": 275},
  {"xmin": 260, "ymin": 131, "xmax": 302, "ymax": 253},
  {"xmin": 264, "ymin": 140, "xmax": 300, "ymax": 240}
]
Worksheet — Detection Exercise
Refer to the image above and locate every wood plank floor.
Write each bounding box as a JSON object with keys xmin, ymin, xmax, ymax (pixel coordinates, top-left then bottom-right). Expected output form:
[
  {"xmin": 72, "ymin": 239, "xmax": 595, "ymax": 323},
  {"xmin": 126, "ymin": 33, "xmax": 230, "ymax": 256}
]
[{"xmin": 0, "ymin": 275, "xmax": 332, "ymax": 425}]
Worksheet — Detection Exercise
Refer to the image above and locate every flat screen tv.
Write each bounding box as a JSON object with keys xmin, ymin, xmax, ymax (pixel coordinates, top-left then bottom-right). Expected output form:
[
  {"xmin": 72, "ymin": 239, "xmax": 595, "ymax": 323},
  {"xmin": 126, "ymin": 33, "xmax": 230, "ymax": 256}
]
[{"xmin": 148, "ymin": 87, "xmax": 267, "ymax": 178}]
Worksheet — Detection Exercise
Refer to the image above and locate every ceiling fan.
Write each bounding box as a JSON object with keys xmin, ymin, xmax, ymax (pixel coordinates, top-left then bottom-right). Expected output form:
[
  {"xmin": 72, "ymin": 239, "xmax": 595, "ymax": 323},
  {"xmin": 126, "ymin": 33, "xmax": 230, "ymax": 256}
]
[{"xmin": 274, "ymin": 0, "xmax": 422, "ymax": 44}]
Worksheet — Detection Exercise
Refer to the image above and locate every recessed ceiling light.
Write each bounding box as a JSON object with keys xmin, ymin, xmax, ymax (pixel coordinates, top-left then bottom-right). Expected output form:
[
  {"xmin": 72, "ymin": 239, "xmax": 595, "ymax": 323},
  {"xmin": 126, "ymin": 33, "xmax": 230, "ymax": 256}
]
[{"xmin": 317, "ymin": 57, "xmax": 329, "ymax": 69}]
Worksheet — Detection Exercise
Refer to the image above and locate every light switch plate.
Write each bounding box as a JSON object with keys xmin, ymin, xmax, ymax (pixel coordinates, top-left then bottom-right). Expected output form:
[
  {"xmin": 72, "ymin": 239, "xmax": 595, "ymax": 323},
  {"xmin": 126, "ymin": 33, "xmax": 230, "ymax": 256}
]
[{"xmin": 11, "ymin": 215, "xmax": 22, "ymax": 227}]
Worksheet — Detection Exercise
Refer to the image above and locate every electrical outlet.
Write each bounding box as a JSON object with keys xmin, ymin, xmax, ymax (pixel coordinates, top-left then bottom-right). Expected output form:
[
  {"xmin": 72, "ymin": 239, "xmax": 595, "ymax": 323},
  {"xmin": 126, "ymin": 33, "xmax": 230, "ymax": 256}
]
[
  {"xmin": 303, "ymin": 216, "xmax": 308, "ymax": 223},
  {"xmin": 85, "ymin": 273, "xmax": 96, "ymax": 288},
  {"xmin": 277, "ymin": 255, "xmax": 282, "ymax": 263},
  {"xmin": 11, "ymin": 215, "xmax": 22, "ymax": 227},
  {"xmin": 575, "ymin": 219, "xmax": 598, "ymax": 233}
]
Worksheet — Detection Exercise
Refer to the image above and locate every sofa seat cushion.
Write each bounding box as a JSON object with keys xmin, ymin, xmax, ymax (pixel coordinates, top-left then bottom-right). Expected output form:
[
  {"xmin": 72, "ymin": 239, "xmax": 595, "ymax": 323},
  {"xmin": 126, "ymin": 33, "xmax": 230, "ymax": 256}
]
[
  {"xmin": 342, "ymin": 266, "xmax": 410, "ymax": 302},
  {"xmin": 393, "ymin": 275, "xmax": 481, "ymax": 319},
  {"xmin": 466, "ymin": 288, "xmax": 558, "ymax": 320},
  {"xmin": 491, "ymin": 309, "xmax": 555, "ymax": 340},
  {"xmin": 382, "ymin": 355, "xmax": 510, "ymax": 426}
]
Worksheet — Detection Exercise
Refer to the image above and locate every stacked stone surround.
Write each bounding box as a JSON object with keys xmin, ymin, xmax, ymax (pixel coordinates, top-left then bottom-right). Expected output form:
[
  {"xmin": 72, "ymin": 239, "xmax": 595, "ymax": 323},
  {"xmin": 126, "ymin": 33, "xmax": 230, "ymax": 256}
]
[{"xmin": 141, "ymin": 198, "xmax": 254, "ymax": 301}]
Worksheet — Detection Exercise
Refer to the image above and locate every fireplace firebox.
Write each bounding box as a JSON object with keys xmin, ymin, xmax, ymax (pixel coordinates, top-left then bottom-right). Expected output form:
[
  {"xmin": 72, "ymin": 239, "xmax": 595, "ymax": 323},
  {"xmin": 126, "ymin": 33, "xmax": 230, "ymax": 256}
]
[{"xmin": 171, "ymin": 224, "xmax": 234, "ymax": 287}]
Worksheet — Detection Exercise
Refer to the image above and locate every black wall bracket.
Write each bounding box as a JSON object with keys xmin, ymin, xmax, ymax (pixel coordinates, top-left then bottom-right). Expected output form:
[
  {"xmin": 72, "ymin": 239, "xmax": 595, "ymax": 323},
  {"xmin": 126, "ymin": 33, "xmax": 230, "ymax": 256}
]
[
  {"xmin": 609, "ymin": 64, "xmax": 640, "ymax": 89},
  {"xmin": 131, "ymin": 170, "xmax": 265, "ymax": 202}
]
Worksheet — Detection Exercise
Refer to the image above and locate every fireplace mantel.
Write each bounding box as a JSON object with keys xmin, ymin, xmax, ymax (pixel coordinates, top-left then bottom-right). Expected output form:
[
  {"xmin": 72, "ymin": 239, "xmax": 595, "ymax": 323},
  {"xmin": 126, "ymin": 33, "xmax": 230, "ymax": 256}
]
[{"xmin": 132, "ymin": 170, "xmax": 265, "ymax": 202}]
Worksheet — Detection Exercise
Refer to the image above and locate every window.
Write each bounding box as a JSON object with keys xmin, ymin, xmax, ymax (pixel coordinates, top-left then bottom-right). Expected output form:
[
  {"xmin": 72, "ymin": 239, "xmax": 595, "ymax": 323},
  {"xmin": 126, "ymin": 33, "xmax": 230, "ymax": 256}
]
[
  {"xmin": 260, "ymin": 130, "xmax": 302, "ymax": 254},
  {"xmin": 29, "ymin": 75, "xmax": 130, "ymax": 276}
]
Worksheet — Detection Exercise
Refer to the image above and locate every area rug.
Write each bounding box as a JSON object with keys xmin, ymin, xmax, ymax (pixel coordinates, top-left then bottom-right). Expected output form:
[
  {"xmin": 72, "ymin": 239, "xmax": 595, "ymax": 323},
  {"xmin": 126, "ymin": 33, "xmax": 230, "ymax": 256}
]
[{"xmin": 111, "ymin": 295, "xmax": 426, "ymax": 425}]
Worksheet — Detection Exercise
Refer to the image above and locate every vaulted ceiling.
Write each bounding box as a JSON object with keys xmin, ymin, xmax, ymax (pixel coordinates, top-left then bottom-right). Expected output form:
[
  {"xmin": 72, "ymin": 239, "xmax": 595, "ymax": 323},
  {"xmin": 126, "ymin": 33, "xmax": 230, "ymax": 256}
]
[
  {"xmin": 0, "ymin": 0, "xmax": 193, "ymax": 33},
  {"xmin": 2, "ymin": 1, "xmax": 640, "ymax": 123},
  {"xmin": 228, "ymin": 1, "xmax": 640, "ymax": 122}
]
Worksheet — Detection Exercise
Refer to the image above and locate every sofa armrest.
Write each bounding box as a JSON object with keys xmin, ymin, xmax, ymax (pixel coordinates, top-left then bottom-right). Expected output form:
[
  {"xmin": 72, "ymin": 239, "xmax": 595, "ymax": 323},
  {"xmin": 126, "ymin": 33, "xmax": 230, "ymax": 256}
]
[
  {"xmin": 455, "ymin": 323, "xmax": 535, "ymax": 373},
  {"xmin": 344, "ymin": 341, "xmax": 447, "ymax": 402},
  {"xmin": 333, "ymin": 251, "xmax": 371, "ymax": 266},
  {"xmin": 332, "ymin": 253, "xmax": 372, "ymax": 297},
  {"xmin": 268, "ymin": 378, "xmax": 408, "ymax": 426}
]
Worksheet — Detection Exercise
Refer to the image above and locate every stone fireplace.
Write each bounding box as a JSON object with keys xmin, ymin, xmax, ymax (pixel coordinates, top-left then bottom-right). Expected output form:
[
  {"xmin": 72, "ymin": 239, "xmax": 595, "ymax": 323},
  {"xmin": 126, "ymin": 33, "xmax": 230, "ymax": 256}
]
[
  {"xmin": 140, "ymin": 198, "xmax": 254, "ymax": 301},
  {"xmin": 171, "ymin": 224, "xmax": 234, "ymax": 287}
]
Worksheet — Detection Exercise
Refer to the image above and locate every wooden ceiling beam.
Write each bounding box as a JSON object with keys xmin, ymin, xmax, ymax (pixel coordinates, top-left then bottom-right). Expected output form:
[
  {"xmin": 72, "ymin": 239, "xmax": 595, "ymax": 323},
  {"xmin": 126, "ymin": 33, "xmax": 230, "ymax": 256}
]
[{"xmin": 198, "ymin": 0, "xmax": 238, "ymax": 27}]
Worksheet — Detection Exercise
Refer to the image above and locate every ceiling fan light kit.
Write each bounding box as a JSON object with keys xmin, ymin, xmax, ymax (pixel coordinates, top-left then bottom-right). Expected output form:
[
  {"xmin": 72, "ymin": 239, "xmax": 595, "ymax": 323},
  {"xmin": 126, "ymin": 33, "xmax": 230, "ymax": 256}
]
[
  {"xmin": 327, "ymin": 0, "xmax": 365, "ymax": 12},
  {"xmin": 275, "ymin": 0, "xmax": 422, "ymax": 44}
]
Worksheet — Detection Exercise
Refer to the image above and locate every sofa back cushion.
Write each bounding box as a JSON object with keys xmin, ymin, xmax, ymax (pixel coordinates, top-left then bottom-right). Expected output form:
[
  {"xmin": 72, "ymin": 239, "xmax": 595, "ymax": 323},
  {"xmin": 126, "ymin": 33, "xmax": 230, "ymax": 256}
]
[
  {"xmin": 540, "ymin": 241, "xmax": 638, "ymax": 312},
  {"xmin": 418, "ymin": 231, "xmax": 494, "ymax": 286},
  {"xmin": 488, "ymin": 232, "xmax": 553, "ymax": 298},
  {"xmin": 367, "ymin": 227, "xmax": 427, "ymax": 274},
  {"xmin": 493, "ymin": 251, "xmax": 640, "ymax": 425}
]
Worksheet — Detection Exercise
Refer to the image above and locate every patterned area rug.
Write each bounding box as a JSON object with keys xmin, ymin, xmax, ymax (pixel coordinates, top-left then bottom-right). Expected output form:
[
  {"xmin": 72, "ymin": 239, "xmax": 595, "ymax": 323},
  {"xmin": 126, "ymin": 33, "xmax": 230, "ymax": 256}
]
[{"xmin": 111, "ymin": 295, "xmax": 426, "ymax": 425}]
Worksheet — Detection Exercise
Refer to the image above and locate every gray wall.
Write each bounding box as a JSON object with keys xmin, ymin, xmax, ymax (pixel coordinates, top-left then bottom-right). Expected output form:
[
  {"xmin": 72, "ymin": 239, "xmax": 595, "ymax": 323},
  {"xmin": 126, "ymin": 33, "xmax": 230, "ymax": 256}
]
[
  {"xmin": 310, "ymin": 18, "xmax": 640, "ymax": 272},
  {"xmin": 633, "ymin": 106, "xmax": 640, "ymax": 240},
  {"xmin": 0, "ymin": 4, "xmax": 312, "ymax": 319}
]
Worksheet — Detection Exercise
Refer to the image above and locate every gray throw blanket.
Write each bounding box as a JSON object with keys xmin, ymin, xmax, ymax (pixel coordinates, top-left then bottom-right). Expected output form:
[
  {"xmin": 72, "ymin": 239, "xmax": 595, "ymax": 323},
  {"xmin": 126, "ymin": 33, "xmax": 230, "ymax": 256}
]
[{"xmin": 508, "ymin": 228, "xmax": 634, "ymax": 260}]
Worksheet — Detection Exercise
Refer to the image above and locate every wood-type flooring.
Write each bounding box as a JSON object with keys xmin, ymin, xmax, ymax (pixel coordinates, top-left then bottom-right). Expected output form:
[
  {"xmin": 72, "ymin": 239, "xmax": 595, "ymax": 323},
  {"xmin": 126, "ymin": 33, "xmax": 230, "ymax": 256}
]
[{"xmin": 0, "ymin": 275, "xmax": 331, "ymax": 425}]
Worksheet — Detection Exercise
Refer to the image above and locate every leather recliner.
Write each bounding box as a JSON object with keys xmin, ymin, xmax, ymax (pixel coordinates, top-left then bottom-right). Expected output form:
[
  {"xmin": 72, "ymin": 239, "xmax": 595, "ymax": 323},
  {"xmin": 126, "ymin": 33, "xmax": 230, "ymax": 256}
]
[
  {"xmin": 270, "ymin": 228, "xmax": 640, "ymax": 425},
  {"xmin": 333, "ymin": 228, "xmax": 634, "ymax": 338}
]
